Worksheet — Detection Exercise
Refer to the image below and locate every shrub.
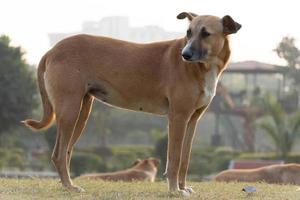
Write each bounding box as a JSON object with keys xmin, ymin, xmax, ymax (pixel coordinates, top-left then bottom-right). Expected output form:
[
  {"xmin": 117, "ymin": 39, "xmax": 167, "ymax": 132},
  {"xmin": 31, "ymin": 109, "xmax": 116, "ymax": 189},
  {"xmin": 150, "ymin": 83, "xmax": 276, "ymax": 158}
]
[
  {"xmin": 154, "ymin": 135, "xmax": 168, "ymax": 175},
  {"xmin": 76, "ymin": 145, "xmax": 153, "ymax": 173},
  {"xmin": 70, "ymin": 152, "xmax": 106, "ymax": 177},
  {"xmin": 0, "ymin": 148, "xmax": 25, "ymax": 170},
  {"xmin": 0, "ymin": 149, "xmax": 8, "ymax": 169},
  {"xmin": 109, "ymin": 145, "xmax": 153, "ymax": 171},
  {"xmin": 92, "ymin": 146, "xmax": 113, "ymax": 161},
  {"xmin": 154, "ymin": 135, "xmax": 239, "ymax": 178}
]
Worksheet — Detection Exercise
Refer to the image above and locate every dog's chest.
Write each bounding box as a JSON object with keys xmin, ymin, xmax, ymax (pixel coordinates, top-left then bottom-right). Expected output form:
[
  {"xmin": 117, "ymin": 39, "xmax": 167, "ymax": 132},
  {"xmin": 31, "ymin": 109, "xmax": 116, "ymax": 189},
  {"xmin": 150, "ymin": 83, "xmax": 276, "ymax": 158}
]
[{"xmin": 201, "ymin": 66, "xmax": 219, "ymax": 105}]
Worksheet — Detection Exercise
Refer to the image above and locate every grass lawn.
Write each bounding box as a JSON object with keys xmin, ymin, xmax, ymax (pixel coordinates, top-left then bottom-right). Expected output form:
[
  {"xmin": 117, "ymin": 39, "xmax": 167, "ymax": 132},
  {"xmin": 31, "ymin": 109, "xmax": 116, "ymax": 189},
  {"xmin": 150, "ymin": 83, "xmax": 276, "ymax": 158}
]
[{"xmin": 0, "ymin": 178, "xmax": 299, "ymax": 200}]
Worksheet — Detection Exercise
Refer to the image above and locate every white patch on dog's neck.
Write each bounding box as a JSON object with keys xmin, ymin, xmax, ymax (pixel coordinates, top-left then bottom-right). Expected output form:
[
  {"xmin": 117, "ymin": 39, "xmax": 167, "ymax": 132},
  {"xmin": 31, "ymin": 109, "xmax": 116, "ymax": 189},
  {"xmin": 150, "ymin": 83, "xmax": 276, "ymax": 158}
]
[{"xmin": 202, "ymin": 65, "xmax": 219, "ymax": 105}]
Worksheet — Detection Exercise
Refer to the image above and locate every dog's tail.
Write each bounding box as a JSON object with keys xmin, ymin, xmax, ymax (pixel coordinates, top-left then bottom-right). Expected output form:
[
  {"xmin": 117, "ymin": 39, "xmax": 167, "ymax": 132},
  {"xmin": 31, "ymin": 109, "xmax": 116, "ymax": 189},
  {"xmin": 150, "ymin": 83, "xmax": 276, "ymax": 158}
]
[{"xmin": 21, "ymin": 55, "xmax": 55, "ymax": 131}]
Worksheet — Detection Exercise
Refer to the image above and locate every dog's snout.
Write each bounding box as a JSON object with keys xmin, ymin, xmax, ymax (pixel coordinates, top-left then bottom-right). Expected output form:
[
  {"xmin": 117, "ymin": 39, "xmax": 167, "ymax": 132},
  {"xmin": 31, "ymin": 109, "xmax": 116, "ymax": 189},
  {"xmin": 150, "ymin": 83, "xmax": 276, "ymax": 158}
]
[
  {"xmin": 182, "ymin": 50, "xmax": 193, "ymax": 60},
  {"xmin": 181, "ymin": 41, "xmax": 195, "ymax": 61}
]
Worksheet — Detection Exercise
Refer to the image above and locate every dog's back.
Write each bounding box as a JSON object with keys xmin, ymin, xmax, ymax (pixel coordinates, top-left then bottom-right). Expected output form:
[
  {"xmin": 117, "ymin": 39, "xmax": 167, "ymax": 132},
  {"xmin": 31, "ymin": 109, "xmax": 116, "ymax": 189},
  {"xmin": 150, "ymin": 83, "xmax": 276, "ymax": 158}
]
[
  {"xmin": 214, "ymin": 169, "xmax": 263, "ymax": 182},
  {"xmin": 280, "ymin": 164, "xmax": 300, "ymax": 184},
  {"xmin": 214, "ymin": 163, "xmax": 300, "ymax": 185}
]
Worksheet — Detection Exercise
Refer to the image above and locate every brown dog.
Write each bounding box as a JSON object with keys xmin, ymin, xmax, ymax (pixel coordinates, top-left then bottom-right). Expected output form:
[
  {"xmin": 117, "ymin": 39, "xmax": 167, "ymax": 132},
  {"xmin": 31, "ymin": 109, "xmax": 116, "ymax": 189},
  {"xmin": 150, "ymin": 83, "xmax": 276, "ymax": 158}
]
[
  {"xmin": 214, "ymin": 163, "xmax": 300, "ymax": 185},
  {"xmin": 22, "ymin": 12, "xmax": 241, "ymax": 195},
  {"xmin": 77, "ymin": 157, "xmax": 159, "ymax": 182}
]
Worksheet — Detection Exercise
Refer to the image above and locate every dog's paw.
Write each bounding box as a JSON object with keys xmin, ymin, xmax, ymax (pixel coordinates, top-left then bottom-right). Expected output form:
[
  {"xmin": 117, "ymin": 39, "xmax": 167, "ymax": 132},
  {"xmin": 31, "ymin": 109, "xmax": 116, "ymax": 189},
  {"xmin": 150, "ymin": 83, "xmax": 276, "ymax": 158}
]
[
  {"xmin": 297, "ymin": 187, "xmax": 300, "ymax": 192},
  {"xmin": 64, "ymin": 184, "xmax": 85, "ymax": 193},
  {"xmin": 180, "ymin": 189, "xmax": 192, "ymax": 197},
  {"xmin": 169, "ymin": 189, "xmax": 191, "ymax": 198},
  {"xmin": 182, "ymin": 186, "xmax": 195, "ymax": 194}
]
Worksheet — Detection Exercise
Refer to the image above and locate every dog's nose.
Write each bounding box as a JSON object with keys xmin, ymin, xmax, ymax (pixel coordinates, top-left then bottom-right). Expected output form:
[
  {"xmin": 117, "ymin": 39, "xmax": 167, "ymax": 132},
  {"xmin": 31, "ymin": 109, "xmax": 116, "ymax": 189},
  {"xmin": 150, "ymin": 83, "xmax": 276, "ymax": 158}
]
[{"xmin": 182, "ymin": 51, "xmax": 193, "ymax": 60}]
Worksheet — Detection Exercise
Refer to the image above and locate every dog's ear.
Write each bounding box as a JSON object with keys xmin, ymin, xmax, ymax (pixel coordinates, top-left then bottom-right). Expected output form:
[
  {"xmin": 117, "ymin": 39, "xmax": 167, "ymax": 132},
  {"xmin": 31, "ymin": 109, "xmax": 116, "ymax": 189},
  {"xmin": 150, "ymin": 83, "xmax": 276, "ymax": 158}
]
[
  {"xmin": 132, "ymin": 159, "xmax": 142, "ymax": 166},
  {"xmin": 153, "ymin": 159, "xmax": 160, "ymax": 167},
  {"xmin": 222, "ymin": 15, "xmax": 241, "ymax": 35},
  {"xmin": 177, "ymin": 12, "xmax": 198, "ymax": 21}
]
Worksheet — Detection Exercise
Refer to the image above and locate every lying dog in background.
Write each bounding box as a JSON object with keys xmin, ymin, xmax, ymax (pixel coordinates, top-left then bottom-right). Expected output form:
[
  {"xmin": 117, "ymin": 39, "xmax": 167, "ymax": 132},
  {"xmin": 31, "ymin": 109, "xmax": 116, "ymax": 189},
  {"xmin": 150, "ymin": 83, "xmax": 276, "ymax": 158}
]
[
  {"xmin": 77, "ymin": 157, "xmax": 160, "ymax": 182},
  {"xmin": 214, "ymin": 163, "xmax": 300, "ymax": 185}
]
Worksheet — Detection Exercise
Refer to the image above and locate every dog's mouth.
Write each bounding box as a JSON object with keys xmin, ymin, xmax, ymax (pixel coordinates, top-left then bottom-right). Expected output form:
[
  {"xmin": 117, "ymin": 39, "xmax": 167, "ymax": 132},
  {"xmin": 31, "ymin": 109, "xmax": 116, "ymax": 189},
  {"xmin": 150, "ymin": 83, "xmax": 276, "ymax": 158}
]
[
  {"xmin": 181, "ymin": 47, "xmax": 208, "ymax": 63},
  {"xmin": 181, "ymin": 56, "xmax": 206, "ymax": 63},
  {"xmin": 181, "ymin": 54, "xmax": 208, "ymax": 64}
]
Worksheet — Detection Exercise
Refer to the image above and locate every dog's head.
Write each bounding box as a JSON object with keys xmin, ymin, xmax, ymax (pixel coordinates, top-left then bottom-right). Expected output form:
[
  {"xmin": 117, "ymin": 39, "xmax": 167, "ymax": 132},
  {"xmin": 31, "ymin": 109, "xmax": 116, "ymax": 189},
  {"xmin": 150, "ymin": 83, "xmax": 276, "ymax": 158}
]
[
  {"xmin": 281, "ymin": 163, "xmax": 300, "ymax": 184},
  {"xmin": 283, "ymin": 163, "xmax": 300, "ymax": 172},
  {"xmin": 132, "ymin": 157, "xmax": 160, "ymax": 172},
  {"xmin": 177, "ymin": 12, "xmax": 241, "ymax": 63}
]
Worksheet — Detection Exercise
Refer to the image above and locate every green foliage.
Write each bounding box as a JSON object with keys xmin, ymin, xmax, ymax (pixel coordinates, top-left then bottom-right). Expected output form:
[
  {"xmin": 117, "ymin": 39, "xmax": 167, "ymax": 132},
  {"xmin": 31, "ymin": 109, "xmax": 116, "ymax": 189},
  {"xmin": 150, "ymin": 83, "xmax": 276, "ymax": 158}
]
[
  {"xmin": 154, "ymin": 135, "xmax": 168, "ymax": 175},
  {"xmin": 274, "ymin": 36, "xmax": 300, "ymax": 86},
  {"xmin": 0, "ymin": 133, "xmax": 24, "ymax": 149},
  {"xmin": 189, "ymin": 146, "xmax": 239, "ymax": 178},
  {"xmin": 44, "ymin": 125, "xmax": 56, "ymax": 150},
  {"xmin": 150, "ymin": 129, "xmax": 165, "ymax": 142},
  {"xmin": 154, "ymin": 135, "xmax": 239, "ymax": 178},
  {"xmin": 0, "ymin": 35, "xmax": 37, "ymax": 135},
  {"xmin": 107, "ymin": 108, "xmax": 167, "ymax": 145},
  {"xmin": 89, "ymin": 102, "xmax": 112, "ymax": 147},
  {"xmin": 258, "ymin": 93, "xmax": 300, "ymax": 157},
  {"xmin": 70, "ymin": 152, "xmax": 107, "ymax": 177},
  {"xmin": 69, "ymin": 146, "xmax": 152, "ymax": 176},
  {"xmin": 274, "ymin": 37, "xmax": 300, "ymax": 68},
  {"xmin": 109, "ymin": 145, "xmax": 153, "ymax": 171},
  {"xmin": 0, "ymin": 148, "xmax": 26, "ymax": 170},
  {"xmin": 91, "ymin": 146, "xmax": 113, "ymax": 161}
]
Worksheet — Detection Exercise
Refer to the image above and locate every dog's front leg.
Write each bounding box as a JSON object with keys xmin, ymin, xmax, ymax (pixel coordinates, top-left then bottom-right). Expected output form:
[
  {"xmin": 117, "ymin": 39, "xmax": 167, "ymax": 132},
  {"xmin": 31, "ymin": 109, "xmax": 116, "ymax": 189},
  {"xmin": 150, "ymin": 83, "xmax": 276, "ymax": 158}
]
[
  {"xmin": 165, "ymin": 111, "xmax": 191, "ymax": 194},
  {"xmin": 178, "ymin": 106, "xmax": 208, "ymax": 194}
]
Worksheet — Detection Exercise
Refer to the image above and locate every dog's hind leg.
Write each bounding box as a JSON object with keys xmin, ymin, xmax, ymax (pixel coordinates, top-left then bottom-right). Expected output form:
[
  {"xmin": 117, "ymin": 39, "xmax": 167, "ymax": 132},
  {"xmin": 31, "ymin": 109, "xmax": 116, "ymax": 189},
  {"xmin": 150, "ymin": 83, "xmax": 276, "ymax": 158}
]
[
  {"xmin": 67, "ymin": 94, "xmax": 94, "ymax": 169},
  {"xmin": 51, "ymin": 93, "xmax": 85, "ymax": 192},
  {"xmin": 178, "ymin": 106, "xmax": 207, "ymax": 194}
]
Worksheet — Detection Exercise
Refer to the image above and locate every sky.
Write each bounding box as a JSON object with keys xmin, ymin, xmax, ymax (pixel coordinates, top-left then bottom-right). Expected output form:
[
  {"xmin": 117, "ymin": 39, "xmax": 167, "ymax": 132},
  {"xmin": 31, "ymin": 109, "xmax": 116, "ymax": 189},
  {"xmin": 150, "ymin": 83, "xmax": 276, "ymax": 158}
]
[{"xmin": 1, "ymin": 0, "xmax": 300, "ymax": 66}]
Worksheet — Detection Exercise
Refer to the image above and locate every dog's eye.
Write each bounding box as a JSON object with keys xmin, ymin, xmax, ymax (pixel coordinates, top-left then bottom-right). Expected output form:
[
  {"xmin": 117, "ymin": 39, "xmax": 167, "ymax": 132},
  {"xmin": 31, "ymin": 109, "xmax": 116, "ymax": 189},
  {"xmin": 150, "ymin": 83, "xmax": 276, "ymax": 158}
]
[
  {"xmin": 201, "ymin": 28, "xmax": 211, "ymax": 38},
  {"xmin": 186, "ymin": 29, "xmax": 192, "ymax": 38}
]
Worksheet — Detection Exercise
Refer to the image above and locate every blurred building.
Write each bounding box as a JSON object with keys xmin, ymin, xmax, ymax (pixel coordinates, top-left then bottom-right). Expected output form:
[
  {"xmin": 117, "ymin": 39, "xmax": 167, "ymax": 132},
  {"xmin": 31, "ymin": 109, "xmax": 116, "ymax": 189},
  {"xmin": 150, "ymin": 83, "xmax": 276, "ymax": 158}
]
[{"xmin": 49, "ymin": 16, "xmax": 183, "ymax": 46}]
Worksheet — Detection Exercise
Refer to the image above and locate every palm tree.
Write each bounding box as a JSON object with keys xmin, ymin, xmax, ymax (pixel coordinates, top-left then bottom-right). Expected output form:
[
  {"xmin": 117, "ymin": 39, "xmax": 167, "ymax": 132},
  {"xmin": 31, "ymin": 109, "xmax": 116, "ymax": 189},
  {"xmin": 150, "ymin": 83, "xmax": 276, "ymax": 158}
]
[{"xmin": 259, "ymin": 94, "xmax": 300, "ymax": 158}]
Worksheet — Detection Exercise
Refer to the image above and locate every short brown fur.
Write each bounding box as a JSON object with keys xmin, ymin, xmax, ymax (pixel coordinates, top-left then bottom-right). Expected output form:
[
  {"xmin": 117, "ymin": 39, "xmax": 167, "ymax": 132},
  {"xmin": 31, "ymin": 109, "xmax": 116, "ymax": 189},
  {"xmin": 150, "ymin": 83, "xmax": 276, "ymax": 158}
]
[
  {"xmin": 214, "ymin": 163, "xmax": 300, "ymax": 185},
  {"xmin": 22, "ymin": 12, "xmax": 240, "ymax": 194},
  {"xmin": 77, "ymin": 157, "xmax": 159, "ymax": 182}
]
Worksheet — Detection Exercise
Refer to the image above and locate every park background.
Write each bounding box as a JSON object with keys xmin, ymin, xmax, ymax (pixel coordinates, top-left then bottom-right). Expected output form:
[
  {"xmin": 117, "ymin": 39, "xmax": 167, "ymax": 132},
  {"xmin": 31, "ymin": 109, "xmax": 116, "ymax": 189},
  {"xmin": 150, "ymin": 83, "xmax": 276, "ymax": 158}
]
[{"xmin": 1, "ymin": 0, "xmax": 300, "ymax": 180}]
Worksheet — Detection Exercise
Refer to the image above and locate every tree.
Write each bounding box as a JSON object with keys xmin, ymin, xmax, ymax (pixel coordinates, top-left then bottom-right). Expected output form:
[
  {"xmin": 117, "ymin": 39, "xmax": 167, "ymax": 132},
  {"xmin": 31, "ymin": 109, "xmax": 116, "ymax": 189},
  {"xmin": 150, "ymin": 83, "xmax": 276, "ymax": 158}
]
[
  {"xmin": 274, "ymin": 36, "xmax": 300, "ymax": 69},
  {"xmin": 0, "ymin": 35, "xmax": 37, "ymax": 135},
  {"xmin": 259, "ymin": 94, "xmax": 300, "ymax": 157},
  {"xmin": 274, "ymin": 36, "xmax": 300, "ymax": 87}
]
